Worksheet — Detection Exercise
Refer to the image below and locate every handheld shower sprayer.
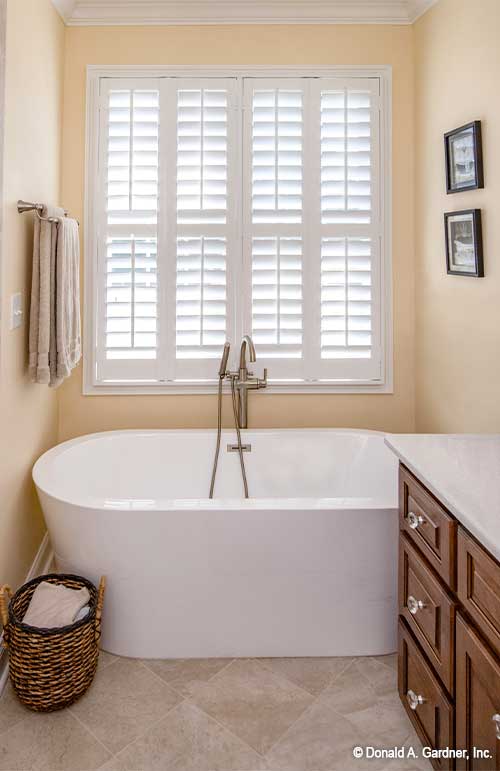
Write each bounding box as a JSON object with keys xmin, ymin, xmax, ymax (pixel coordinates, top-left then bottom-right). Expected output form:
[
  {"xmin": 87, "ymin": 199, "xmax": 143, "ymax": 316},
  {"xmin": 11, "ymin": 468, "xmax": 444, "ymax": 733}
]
[{"xmin": 219, "ymin": 342, "xmax": 230, "ymax": 377}]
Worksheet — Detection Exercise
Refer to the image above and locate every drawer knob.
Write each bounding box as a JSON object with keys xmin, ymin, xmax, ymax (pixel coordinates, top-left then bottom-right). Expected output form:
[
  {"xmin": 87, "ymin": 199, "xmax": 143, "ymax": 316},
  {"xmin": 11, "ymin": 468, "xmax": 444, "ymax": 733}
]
[
  {"xmin": 408, "ymin": 511, "xmax": 425, "ymax": 529},
  {"xmin": 407, "ymin": 595, "xmax": 427, "ymax": 615},
  {"xmin": 492, "ymin": 714, "xmax": 500, "ymax": 739},
  {"xmin": 407, "ymin": 689, "xmax": 426, "ymax": 710}
]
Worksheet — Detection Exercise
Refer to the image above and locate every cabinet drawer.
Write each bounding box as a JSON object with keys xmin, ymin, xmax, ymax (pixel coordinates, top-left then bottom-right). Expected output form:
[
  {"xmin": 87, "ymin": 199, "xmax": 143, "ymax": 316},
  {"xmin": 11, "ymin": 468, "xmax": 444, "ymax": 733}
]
[
  {"xmin": 398, "ymin": 619, "xmax": 454, "ymax": 771},
  {"xmin": 399, "ymin": 534, "xmax": 456, "ymax": 694},
  {"xmin": 456, "ymin": 613, "xmax": 500, "ymax": 770},
  {"xmin": 457, "ymin": 528, "xmax": 500, "ymax": 653},
  {"xmin": 399, "ymin": 465, "xmax": 457, "ymax": 589}
]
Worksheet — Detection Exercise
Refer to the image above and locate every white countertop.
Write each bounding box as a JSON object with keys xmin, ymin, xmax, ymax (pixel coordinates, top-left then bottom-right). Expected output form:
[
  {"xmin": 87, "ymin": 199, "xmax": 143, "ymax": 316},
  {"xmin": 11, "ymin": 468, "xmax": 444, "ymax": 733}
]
[{"xmin": 385, "ymin": 434, "xmax": 500, "ymax": 562}]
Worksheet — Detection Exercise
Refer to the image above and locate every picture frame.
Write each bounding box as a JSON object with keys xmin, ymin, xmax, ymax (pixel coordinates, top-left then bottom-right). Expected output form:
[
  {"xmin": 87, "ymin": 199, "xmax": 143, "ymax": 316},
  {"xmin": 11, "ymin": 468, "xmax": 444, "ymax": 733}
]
[
  {"xmin": 444, "ymin": 209, "xmax": 483, "ymax": 277},
  {"xmin": 444, "ymin": 121, "xmax": 483, "ymax": 194}
]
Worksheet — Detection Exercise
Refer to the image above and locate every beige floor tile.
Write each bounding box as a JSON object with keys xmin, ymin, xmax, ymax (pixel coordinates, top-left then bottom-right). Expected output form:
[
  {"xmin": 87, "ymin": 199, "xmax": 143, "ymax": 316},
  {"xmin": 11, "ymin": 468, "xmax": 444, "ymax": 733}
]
[
  {"xmin": 403, "ymin": 730, "xmax": 433, "ymax": 770},
  {"xmin": 258, "ymin": 657, "xmax": 354, "ymax": 696},
  {"xmin": 70, "ymin": 659, "xmax": 182, "ymax": 754},
  {"xmin": 0, "ymin": 682, "xmax": 30, "ymax": 736},
  {"xmin": 355, "ymin": 657, "xmax": 398, "ymax": 696},
  {"xmin": 98, "ymin": 651, "xmax": 120, "ymax": 670},
  {"xmin": 100, "ymin": 701, "xmax": 266, "ymax": 771},
  {"xmin": 373, "ymin": 653, "xmax": 398, "ymax": 672},
  {"xmin": 0, "ymin": 710, "xmax": 111, "ymax": 770},
  {"xmin": 345, "ymin": 692, "xmax": 415, "ymax": 747},
  {"xmin": 141, "ymin": 658, "xmax": 233, "ymax": 697},
  {"xmin": 188, "ymin": 659, "xmax": 314, "ymax": 755},
  {"xmin": 265, "ymin": 699, "xmax": 369, "ymax": 771},
  {"xmin": 318, "ymin": 661, "xmax": 375, "ymax": 716}
]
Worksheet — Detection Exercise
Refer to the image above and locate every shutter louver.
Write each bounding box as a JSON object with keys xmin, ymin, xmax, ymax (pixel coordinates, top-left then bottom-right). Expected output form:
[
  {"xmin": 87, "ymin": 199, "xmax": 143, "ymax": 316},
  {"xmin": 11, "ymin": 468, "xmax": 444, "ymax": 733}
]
[
  {"xmin": 177, "ymin": 89, "xmax": 228, "ymax": 224},
  {"xmin": 106, "ymin": 237, "xmax": 158, "ymax": 360},
  {"xmin": 107, "ymin": 89, "xmax": 159, "ymax": 224},
  {"xmin": 251, "ymin": 89, "xmax": 303, "ymax": 224},
  {"xmin": 176, "ymin": 237, "xmax": 227, "ymax": 358},
  {"xmin": 251, "ymin": 237, "xmax": 302, "ymax": 358},
  {"xmin": 321, "ymin": 237, "xmax": 372, "ymax": 359},
  {"xmin": 320, "ymin": 89, "xmax": 372, "ymax": 224}
]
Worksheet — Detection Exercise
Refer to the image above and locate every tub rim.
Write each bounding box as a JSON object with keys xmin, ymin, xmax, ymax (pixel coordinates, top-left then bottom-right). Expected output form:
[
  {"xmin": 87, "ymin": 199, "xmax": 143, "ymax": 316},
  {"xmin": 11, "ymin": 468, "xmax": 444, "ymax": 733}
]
[{"xmin": 33, "ymin": 427, "xmax": 396, "ymax": 512}]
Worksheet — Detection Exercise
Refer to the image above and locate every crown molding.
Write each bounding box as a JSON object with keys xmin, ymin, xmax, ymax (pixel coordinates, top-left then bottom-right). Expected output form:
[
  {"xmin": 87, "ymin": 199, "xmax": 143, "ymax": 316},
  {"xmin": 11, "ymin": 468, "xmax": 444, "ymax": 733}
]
[
  {"xmin": 51, "ymin": 0, "xmax": 439, "ymax": 26},
  {"xmin": 408, "ymin": 0, "xmax": 438, "ymax": 22},
  {"xmin": 51, "ymin": 0, "xmax": 78, "ymax": 22}
]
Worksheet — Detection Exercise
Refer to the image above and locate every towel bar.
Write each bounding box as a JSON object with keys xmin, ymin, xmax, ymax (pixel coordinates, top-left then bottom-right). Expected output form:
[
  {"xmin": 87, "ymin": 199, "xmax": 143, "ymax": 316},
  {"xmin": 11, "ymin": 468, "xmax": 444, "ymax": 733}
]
[{"xmin": 17, "ymin": 200, "xmax": 79, "ymax": 226}]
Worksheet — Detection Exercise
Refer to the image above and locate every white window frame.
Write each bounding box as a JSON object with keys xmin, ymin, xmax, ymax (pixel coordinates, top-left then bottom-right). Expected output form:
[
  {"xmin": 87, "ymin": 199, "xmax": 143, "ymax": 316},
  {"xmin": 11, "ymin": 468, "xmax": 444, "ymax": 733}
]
[{"xmin": 84, "ymin": 65, "xmax": 392, "ymax": 395}]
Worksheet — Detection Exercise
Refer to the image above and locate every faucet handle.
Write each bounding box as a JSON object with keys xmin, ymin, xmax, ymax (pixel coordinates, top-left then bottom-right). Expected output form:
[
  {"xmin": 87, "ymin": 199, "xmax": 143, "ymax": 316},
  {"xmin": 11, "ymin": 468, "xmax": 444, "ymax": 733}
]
[{"xmin": 258, "ymin": 368, "xmax": 268, "ymax": 389}]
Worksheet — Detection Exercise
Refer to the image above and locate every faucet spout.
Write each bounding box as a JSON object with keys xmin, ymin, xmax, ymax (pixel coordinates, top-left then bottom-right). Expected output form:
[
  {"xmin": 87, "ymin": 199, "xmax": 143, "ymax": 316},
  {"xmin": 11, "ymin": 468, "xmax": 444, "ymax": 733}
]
[{"xmin": 239, "ymin": 335, "xmax": 256, "ymax": 371}]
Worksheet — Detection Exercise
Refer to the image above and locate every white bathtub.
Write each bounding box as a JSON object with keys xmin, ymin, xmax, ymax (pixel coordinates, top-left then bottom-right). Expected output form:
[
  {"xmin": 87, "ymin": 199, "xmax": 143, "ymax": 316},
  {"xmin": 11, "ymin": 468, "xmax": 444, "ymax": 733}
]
[{"xmin": 33, "ymin": 429, "xmax": 399, "ymax": 659}]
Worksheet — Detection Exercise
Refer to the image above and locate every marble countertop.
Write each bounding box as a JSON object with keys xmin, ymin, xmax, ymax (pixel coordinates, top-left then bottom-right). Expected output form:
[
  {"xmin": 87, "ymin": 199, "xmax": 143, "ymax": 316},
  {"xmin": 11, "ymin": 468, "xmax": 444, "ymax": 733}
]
[{"xmin": 385, "ymin": 434, "xmax": 500, "ymax": 562}]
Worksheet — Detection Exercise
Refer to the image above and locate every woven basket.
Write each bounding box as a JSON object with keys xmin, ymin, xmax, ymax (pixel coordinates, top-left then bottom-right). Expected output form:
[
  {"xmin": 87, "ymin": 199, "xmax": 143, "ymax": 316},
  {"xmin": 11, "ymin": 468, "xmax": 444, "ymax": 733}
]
[{"xmin": 0, "ymin": 573, "xmax": 105, "ymax": 712}]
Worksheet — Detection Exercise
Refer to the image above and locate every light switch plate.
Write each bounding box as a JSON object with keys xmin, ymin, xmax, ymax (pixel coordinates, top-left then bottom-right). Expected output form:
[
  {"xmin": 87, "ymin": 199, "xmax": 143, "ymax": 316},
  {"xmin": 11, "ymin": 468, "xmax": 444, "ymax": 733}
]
[{"xmin": 10, "ymin": 292, "xmax": 23, "ymax": 329}]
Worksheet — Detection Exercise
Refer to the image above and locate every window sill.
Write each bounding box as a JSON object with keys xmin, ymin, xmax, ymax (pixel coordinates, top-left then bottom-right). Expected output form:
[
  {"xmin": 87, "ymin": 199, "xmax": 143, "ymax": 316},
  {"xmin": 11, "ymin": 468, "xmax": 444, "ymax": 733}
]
[{"xmin": 83, "ymin": 380, "xmax": 393, "ymax": 396}]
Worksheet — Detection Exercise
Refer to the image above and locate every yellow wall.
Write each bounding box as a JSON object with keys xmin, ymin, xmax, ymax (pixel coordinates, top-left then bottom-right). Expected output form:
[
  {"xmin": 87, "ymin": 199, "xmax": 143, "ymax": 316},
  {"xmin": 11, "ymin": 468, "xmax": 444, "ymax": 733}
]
[
  {"xmin": 0, "ymin": 0, "xmax": 64, "ymax": 589},
  {"xmin": 414, "ymin": 0, "xmax": 500, "ymax": 432},
  {"xmin": 58, "ymin": 24, "xmax": 416, "ymax": 441}
]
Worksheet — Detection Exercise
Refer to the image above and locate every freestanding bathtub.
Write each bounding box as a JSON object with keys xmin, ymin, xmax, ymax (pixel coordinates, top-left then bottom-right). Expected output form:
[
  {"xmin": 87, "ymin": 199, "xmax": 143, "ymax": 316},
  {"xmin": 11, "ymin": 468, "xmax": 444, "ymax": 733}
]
[{"xmin": 33, "ymin": 429, "xmax": 399, "ymax": 659}]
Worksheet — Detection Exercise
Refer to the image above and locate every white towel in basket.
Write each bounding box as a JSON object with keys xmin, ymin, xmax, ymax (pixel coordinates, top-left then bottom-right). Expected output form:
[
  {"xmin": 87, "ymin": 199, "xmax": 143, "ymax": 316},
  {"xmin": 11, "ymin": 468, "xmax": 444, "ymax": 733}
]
[{"xmin": 22, "ymin": 582, "xmax": 90, "ymax": 629}]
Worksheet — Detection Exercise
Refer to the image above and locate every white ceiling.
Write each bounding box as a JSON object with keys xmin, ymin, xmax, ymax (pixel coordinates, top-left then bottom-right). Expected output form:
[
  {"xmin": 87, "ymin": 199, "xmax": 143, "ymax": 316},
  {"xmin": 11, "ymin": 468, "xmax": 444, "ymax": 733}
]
[{"xmin": 52, "ymin": 0, "xmax": 438, "ymax": 26}]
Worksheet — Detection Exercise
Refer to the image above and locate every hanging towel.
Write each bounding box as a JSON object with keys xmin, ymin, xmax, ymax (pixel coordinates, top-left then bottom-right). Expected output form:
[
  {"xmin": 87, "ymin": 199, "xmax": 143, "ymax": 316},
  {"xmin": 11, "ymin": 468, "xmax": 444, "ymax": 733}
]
[
  {"xmin": 28, "ymin": 208, "xmax": 81, "ymax": 388},
  {"xmin": 54, "ymin": 216, "xmax": 81, "ymax": 387},
  {"xmin": 28, "ymin": 205, "xmax": 65, "ymax": 384},
  {"xmin": 22, "ymin": 581, "xmax": 90, "ymax": 629}
]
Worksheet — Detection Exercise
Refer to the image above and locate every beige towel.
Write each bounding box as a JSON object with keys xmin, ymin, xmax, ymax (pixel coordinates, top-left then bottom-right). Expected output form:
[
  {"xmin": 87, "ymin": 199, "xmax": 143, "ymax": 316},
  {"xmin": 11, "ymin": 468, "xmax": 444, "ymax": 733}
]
[
  {"xmin": 28, "ymin": 205, "xmax": 65, "ymax": 384},
  {"xmin": 22, "ymin": 581, "xmax": 90, "ymax": 629},
  {"xmin": 53, "ymin": 217, "xmax": 81, "ymax": 387},
  {"xmin": 28, "ymin": 209, "xmax": 81, "ymax": 388}
]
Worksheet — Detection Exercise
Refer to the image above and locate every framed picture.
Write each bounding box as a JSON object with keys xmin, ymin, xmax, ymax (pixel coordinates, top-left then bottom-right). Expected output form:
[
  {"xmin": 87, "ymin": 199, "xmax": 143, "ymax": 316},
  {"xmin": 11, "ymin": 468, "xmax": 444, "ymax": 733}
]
[
  {"xmin": 444, "ymin": 121, "xmax": 483, "ymax": 193},
  {"xmin": 444, "ymin": 209, "xmax": 483, "ymax": 277}
]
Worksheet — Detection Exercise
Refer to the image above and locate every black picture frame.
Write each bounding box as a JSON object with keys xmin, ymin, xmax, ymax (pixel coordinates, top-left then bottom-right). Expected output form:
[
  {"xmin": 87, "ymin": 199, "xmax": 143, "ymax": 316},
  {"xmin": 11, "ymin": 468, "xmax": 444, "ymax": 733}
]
[
  {"xmin": 444, "ymin": 121, "xmax": 484, "ymax": 194},
  {"xmin": 444, "ymin": 209, "xmax": 483, "ymax": 277}
]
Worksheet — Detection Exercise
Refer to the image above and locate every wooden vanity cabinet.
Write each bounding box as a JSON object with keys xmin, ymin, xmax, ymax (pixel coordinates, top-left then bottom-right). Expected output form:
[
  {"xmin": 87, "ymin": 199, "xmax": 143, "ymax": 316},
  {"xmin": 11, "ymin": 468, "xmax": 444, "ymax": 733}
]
[
  {"xmin": 456, "ymin": 613, "xmax": 500, "ymax": 770},
  {"xmin": 398, "ymin": 464, "xmax": 500, "ymax": 771}
]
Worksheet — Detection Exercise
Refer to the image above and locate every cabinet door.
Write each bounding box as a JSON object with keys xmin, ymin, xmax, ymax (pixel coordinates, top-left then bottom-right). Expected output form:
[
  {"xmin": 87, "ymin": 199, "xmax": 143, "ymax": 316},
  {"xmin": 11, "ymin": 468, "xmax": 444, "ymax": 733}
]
[
  {"xmin": 456, "ymin": 613, "xmax": 500, "ymax": 770},
  {"xmin": 399, "ymin": 619, "xmax": 454, "ymax": 770}
]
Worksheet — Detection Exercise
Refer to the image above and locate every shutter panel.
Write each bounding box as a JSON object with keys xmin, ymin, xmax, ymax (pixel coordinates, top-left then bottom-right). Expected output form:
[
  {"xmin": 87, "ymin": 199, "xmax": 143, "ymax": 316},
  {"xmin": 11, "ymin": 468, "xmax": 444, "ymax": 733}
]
[
  {"xmin": 243, "ymin": 79, "xmax": 307, "ymax": 379},
  {"xmin": 310, "ymin": 77, "xmax": 382, "ymax": 382},
  {"xmin": 96, "ymin": 79, "xmax": 161, "ymax": 383},
  {"xmin": 169, "ymin": 79, "xmax": 237, "ymax": 379}
]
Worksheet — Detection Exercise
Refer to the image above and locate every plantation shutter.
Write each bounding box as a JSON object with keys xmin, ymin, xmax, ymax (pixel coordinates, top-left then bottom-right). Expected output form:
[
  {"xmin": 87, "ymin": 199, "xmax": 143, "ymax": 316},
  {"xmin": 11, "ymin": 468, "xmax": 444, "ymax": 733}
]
[
  {"xmin": 166, "ymin": 78, "xmax": 238, "ymax": 381},
  {"xmin": 242, "ymin": 79, "xmax": 307, "ymax": 380},
  {"xmin": 96, "ymin": 78, "xmax": 161, "ymax": 383},
  {"xmin": 91, "ymin": 73, "xmax": 386, "ymax": 389},
  {"xmin": 311, "ymin": 78, "xmax": 382, "ymax": 381}
]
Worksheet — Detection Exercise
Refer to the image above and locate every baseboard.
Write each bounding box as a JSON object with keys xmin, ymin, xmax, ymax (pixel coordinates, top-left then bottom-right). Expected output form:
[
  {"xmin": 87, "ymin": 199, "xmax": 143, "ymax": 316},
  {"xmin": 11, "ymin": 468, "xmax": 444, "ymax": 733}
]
[
  {"xmin": 0, "ymin": 532, "xmax": 54, "ymax": 696},
  {"xmin": 25, "ymin": 532, "xmax": 54, "ymax": 581}
]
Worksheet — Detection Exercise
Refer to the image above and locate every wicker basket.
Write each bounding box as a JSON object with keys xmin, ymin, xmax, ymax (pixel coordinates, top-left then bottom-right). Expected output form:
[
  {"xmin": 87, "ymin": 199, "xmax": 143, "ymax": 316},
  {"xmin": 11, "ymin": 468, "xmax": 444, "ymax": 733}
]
[{"xmin": 0, "ymin": 573, "xmax": 106, "ymax": 712}]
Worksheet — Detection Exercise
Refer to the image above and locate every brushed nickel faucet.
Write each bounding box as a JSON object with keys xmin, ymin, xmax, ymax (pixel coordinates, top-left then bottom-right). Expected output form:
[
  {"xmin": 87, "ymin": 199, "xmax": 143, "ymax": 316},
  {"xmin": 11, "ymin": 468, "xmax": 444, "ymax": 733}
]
[
  {"xmin": 232, "ymin": 335, "xmax": 267, "ymax": 429},
  {"xmin": 209, "ymin": 337, "xmax": 267, "ymax": 499}
]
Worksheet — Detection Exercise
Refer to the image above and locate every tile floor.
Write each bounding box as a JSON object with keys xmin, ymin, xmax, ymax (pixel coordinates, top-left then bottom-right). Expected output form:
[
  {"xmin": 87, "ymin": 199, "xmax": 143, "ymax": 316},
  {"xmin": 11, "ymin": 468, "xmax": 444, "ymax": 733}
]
[{"xmin": 0, "ymin": 652, "xmax": 432, "ymax": 771}]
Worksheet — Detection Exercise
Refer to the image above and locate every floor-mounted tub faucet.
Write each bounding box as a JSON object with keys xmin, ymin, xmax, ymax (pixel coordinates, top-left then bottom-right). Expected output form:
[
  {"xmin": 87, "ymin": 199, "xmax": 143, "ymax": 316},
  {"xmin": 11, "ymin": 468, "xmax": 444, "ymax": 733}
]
[
  {"xmin": 233, "ymin": 335, "xmax": 267, "ymax": 429},
  {"xmin": 209, "ymin": 338, "xmax": 268, "ymax": 499}
]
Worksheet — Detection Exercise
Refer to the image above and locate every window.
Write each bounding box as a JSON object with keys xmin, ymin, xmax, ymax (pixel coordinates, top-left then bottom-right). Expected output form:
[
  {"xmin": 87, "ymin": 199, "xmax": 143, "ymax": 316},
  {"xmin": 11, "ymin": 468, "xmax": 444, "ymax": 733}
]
[{"xmin": 85, "ymin": 68, "xmax": 391, "ymax": 392}]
